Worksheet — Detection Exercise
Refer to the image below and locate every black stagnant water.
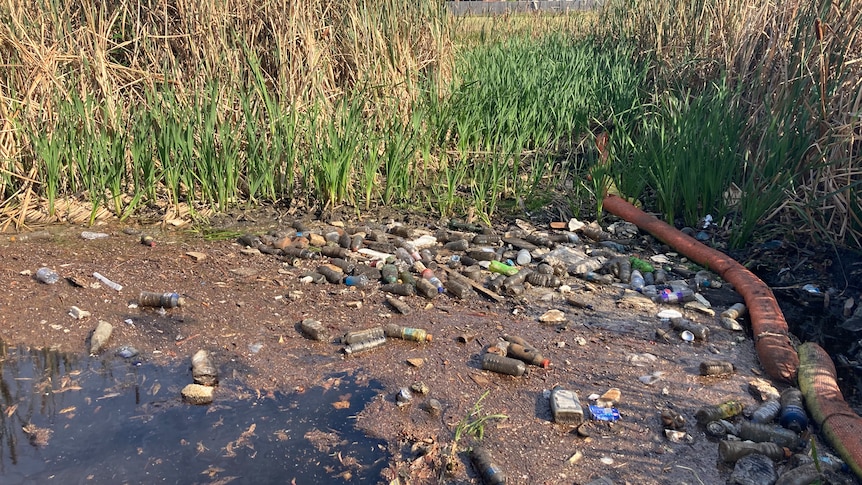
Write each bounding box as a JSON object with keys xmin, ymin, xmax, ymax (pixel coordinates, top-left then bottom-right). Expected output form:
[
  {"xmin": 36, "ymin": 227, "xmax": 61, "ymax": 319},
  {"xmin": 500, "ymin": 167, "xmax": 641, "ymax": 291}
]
[{"xmin": 0, "ymin": 341, "xmax": 388, "ymax": 484}]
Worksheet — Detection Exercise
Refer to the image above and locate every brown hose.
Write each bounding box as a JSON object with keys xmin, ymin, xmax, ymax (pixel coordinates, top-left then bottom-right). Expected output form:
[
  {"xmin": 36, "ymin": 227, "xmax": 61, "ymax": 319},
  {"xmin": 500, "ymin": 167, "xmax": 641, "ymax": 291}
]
[
  {"xmin": 798, "ymin": 342, "xmax": 862, "ymax": 478},
  {"xmin": 601, "ymin": 194, "xmax": 798, "ymax": 383}
]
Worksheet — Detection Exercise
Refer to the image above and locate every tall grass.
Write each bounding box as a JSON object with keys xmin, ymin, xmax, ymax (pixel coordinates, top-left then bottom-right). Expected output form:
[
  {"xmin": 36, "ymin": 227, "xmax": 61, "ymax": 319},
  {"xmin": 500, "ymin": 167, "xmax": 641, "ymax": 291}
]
[{"xmin": 2, "ymin": 0, "xmax": 860, "ymax": 250}]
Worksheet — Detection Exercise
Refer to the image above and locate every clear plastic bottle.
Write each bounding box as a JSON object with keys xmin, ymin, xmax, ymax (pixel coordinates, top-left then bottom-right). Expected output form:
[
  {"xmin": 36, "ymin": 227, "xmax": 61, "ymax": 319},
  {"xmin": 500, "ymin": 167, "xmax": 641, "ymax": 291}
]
[
  {"xmin": 342, "ymin": 336, "xmax": 386, "ymax": 355},
  {"xmin": 342, "ymin": 326, "xmax": 385, "ymax": 345},
  {"xmin": 629, "ymin": 269, "xmax": 645, "ymax": 291},
  {"xmin": 751, "ymin": 399, "xmax": 782, "ymax": 424},
  {"xmin": 415, "ymin": 278, "xmax": 438, "ymax": 299},
  {"xmin": 35, "ymin": 267, "xmax": 60, "ymax": 284},
  {"xmin": 139, "ymin": 291, "xmax": 184, "ymax": 308}
]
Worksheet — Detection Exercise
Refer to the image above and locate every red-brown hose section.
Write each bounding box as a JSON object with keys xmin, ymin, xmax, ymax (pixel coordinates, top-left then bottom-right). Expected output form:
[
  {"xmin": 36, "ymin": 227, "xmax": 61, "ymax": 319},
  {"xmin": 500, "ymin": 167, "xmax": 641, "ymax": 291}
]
[
  {"xmin": 601, "ymin": 194, "xmax": 798, "ymax": 383},
  {"xmin": 603, "ymin": 194, "xmax": 862, "ymax": 480}
]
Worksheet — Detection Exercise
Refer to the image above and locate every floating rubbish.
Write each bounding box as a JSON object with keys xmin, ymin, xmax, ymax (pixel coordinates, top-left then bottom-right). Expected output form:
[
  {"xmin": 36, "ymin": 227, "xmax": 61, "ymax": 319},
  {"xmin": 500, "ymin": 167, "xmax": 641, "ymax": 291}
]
[
  {"xmin": 343, "ymin": 336, "xmax": 386, "ymax": 355},
  {"xmin": 343, "ymin": 327, "xmax": 385, "ymax": 345},
  {"xmin": 481, "ymin": 353, "xmax": 526, "ymax": 377},
  {"xmin": 383, "ymin": 323, "xmax": 432, "ymax": 343}
]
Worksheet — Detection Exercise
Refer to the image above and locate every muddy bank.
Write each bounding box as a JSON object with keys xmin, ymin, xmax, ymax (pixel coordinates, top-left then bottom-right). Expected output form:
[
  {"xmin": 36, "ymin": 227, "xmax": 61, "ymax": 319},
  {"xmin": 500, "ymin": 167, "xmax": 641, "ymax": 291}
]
[{"xmin": 0, "ymin": 219, "xmax": 857, "ymax": 484}]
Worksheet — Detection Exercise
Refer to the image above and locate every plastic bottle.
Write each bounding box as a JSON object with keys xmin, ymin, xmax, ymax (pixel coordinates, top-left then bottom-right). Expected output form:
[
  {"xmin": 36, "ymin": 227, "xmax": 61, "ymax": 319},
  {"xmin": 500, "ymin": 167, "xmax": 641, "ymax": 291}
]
[
  {"xmin": 342, "ymin": 326, "xmax": 385, "ymax": 345},
  {"xmin": 670, "ymin": 317, "xmax": 709, "ymax": 340},
  {"xmin": 550, "ymin": 387, "xmax": 584, "ymax": 425},
  {"xmin": 444, "ymin": 239, "xmax": 469, "ymax": 251},
  {"xmin": 380, "ymin": 283, "xmax": 415, "ymax": 296},
  {"xmin": 470, "ymin": 447, "xmax": 506, "ymax": 485},
  {"xmin": 516, "ymin": 249, "xmax": 531, "ymax": 265},
  {"xmin": 342, "ymin": 336, "xmax": 386, "ymax": 355},
  {"xmin": 729, "ymin": 453, "xmax": 777, "ymax": 485},
  {"xmin": 778, "ymin": 387, "xmax": 808, "ymax": 432},
  {"xmin": 138, "ymin": 291, "xmax": 185, "ymax": 308},
  {"xmin": 383, "ymin": 323, "xmax": 432, "ymax": 342},
  {"xmin": 653, "ymin": 286, "xmax": 695, "ymax": 304},
  {"xmin": 380, "ymin": 264, "xmax": 399, "ymax": 284},
  {"xmin": 751, "ymin": 400, "xmax": 782, "ymax": 424},
  {"xmin": 191, "ymin": 349, "xmax": 218, "ymax": 386},
  {"xmin": 487, "ymin": 274, "xmax": 506, "ymax": 293},
  {"xmin": 321, "ymin": 246, "xmax": 350, "ymax": 259},
  {"xmin": 718, "ymin": 440, "xmax": 786, "ymax": 463},
  {"xmin": 506, "ymin": 343, "xmax": 549, "ymax": 368},
  {"xmin": 299, "ymin": 319, "xmax": 328, "ymax": 341},
  {"xmin": 721, "ymin": 302, "xmax": 748, "ymax": 320},
  {"xmin": 398, "ymin": 270, "xmax": 416, "ymax": 286},
  {"xmin": 93, "ymin": 272, "xmax": 123, "ymax": 291},
  {"xmin": 415, "ymin": 278, "xmax": 439, "ymax": 299},
  {"xmin": 699, "ymin": 360, "xmax": 734, "ymax": 376},
  {"xmin": 350, "ymin": 234, "xmax": 363, "ymax": 251},
  {"xmin": 444, "ymin": 276, "xmax": 475, "ymax": 299},
  {"xmin": 629, "ymin": 269, "xmax": 645, "ymax": 291},
  {"xmin": 329, "ymin": 258, "xmax": 356, "ymax": 274},
  {"xmin": 385, "ymin": 296, "xmax": 411, "ymax": 315},
  {"xmin": 35, "ymin": 267, "xmax": 60, "ymax": 284},
  {"xmin": 526, "ymin": 272, "xmax": 561, "ymax": 288},
  {"xmin": 481, "ymin": 353, "xmax": 526, "ymax": 377},
  {"xmin": 488, "ymin": 260, "xmax": 518, "ymax": 277},
  {"xmin": 467, "ymin": 247, "xmax": 498, "ymax": 261},
  {"xmin": 695, "ymin": 400, "xmax": 744, "ymax": 424},
  {"xmin": 653, "ymin": 268, "xmax": 668, "ymax": 284},
  {"xmin": 401, "ymin": 242, "xmax": 421, "ymax": 262},
  {"xmin": 316, "ymin": 265, "xmax": 344, "ymax": 284},
  {"xmin": 774, "ymin": 457, "xmax": 843, "ymax": 485},
  {"xmin": 735, "ymin": 420, "xmax": 802, "ymax": 449},
  {"xmin": 421, "ymin": 269, "xmax": 445, "ymax": 293},
  {"xmin": 282, "ymin": 246, "xmax": 316, "ymax": 260},
  {"xmin": 344, "ymin": 274, "xmax": 370, "ymax": 287}
]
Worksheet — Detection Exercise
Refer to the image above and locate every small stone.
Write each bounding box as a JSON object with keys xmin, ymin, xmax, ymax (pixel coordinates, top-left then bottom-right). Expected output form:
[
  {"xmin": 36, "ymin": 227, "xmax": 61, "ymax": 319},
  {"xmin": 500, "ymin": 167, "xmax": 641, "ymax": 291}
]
[
  {"xmin": 185, "ymin": 251, "xmax": 207, "ymax": 261},
  {"xmin": 406, "ymin": 358, "xmax": 425, "ymax": 368},
  {"xmin": 308, "ymin": 233, "xmax": 326, "ymax": 247},
  {"xmin": 574, "ymin": 336, "xmax": 587, "ymax": 346},
  {"xmin": 345, "ymin": 301, "xmax": 362, "ymax": 309},
  {"xmin": 616, "ymin": 291, "xmax": 656, "ymax": 311},
  {"xmin": 425, "ymin": 398, "xmax": 442, "ymax": 416},
  {"xmin": 410, "ymin": 382, "xmax": 429, "ymax": 395},
  {"xmin": 748, "ymin": 377, "xmax": 780, "ymax": 401},
  {"xmin": 68, "ymin": 306, "xmax": 91, "ymax": 320},
  {"xmin": 182, "ymin": 384, "xmax": 214, "ymax": 405},
  {"xmin": 239, "ymin": 247, "xmax": 261, "ymax": 256},
  {"xmin": 597, "ymin": 388, "xmax": 621, "ymax": 407},
  {"xmin": 539, "ymin": 309, "xmax": 567, "ymax": 323},
  {"xmin": 720, "ymin": 317, "xmax": 743, "ymax": 331},
  {"xmin": 567, "ymin": 450, "xmax": 583, "ymax": 464}
]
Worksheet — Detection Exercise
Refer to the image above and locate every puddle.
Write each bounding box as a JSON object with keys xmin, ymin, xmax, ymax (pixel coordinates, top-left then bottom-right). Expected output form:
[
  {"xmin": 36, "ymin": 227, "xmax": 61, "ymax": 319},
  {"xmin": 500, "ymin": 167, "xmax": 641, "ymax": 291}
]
[{"xmin": 0, "ymin": 340, "xmax": 388, "ymax": 484}]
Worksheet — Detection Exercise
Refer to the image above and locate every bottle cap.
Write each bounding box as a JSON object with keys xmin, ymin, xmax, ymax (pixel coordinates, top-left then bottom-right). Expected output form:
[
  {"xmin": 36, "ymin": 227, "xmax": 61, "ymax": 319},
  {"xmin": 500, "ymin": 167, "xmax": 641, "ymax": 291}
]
[
  {"xmin": 425, "ymin": 334, "xmax": 433, "ymax": 342},
  {"xmin": 539, "ymin": 358, "xmax": 550, "ymax": 369}
]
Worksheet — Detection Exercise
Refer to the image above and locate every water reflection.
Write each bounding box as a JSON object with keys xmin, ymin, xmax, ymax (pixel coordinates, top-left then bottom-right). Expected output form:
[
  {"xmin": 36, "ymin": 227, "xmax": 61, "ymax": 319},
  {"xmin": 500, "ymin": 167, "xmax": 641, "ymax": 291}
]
[{"xmin": 0, "ymin": 340, "xmax": 387, "ymax": 484}]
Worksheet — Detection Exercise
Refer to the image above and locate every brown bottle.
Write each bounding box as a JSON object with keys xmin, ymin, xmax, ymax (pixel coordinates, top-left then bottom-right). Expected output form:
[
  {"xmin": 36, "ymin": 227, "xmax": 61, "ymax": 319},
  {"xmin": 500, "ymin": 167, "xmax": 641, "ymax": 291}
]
[{"xmin": 506, "ymin": 343, "xmax": 550, "ymax": 368}]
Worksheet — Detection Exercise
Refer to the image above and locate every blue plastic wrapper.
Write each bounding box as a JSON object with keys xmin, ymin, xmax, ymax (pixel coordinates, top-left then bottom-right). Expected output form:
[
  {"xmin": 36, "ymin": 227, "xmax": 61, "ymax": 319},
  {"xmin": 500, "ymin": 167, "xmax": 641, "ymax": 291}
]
[{"xmin": 589, "ymin": 405, "xmax": 621, "ymax": 422}]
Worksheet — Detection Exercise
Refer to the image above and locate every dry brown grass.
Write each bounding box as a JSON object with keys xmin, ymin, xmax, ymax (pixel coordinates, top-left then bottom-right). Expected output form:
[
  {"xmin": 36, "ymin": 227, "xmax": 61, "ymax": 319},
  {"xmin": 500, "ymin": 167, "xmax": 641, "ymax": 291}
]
[{"xmin": 599, "ymin": 0, "xmax": 862, "ymax": 246}]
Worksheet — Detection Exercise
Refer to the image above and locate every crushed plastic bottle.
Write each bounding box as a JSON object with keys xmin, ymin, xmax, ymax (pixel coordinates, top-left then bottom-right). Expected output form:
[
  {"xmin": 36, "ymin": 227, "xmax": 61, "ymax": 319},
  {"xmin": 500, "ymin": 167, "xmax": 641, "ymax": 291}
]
[
  {"xmin": 629, "ymin": 269, "xmax": 645, "ymax": 291},
  {"xmin": 93, "ymin": 272, "xmax": 122, "ymax": 291},
  {"xmin": 35, "ymin": 267, "xmax": 60, "ymax": 284}
]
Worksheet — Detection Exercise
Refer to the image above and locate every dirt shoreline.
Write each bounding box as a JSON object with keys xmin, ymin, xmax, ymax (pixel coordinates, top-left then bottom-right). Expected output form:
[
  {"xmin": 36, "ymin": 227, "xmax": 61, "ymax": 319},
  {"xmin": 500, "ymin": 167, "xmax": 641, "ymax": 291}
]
[{"xmin": 0, "ymin": 220, "xmax": 854, "ymax": 484}]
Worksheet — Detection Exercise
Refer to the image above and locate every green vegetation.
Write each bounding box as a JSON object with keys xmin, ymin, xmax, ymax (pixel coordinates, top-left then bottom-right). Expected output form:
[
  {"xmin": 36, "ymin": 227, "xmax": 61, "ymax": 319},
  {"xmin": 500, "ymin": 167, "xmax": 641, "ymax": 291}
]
[{"xmin": 1, "ymin": 0, "xmax": 860, "ymax": 248}]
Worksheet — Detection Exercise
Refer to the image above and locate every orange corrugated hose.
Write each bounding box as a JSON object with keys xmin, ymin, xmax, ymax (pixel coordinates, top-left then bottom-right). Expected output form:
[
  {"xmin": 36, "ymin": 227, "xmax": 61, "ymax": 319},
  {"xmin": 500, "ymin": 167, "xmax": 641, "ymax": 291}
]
[
  {"xmin": 601, "ymin": 194, "xmax": 798, "ymax": 383},
  {"xmin": 601, "ymin": 193, "xmax": 862, "ymax": 479}
]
